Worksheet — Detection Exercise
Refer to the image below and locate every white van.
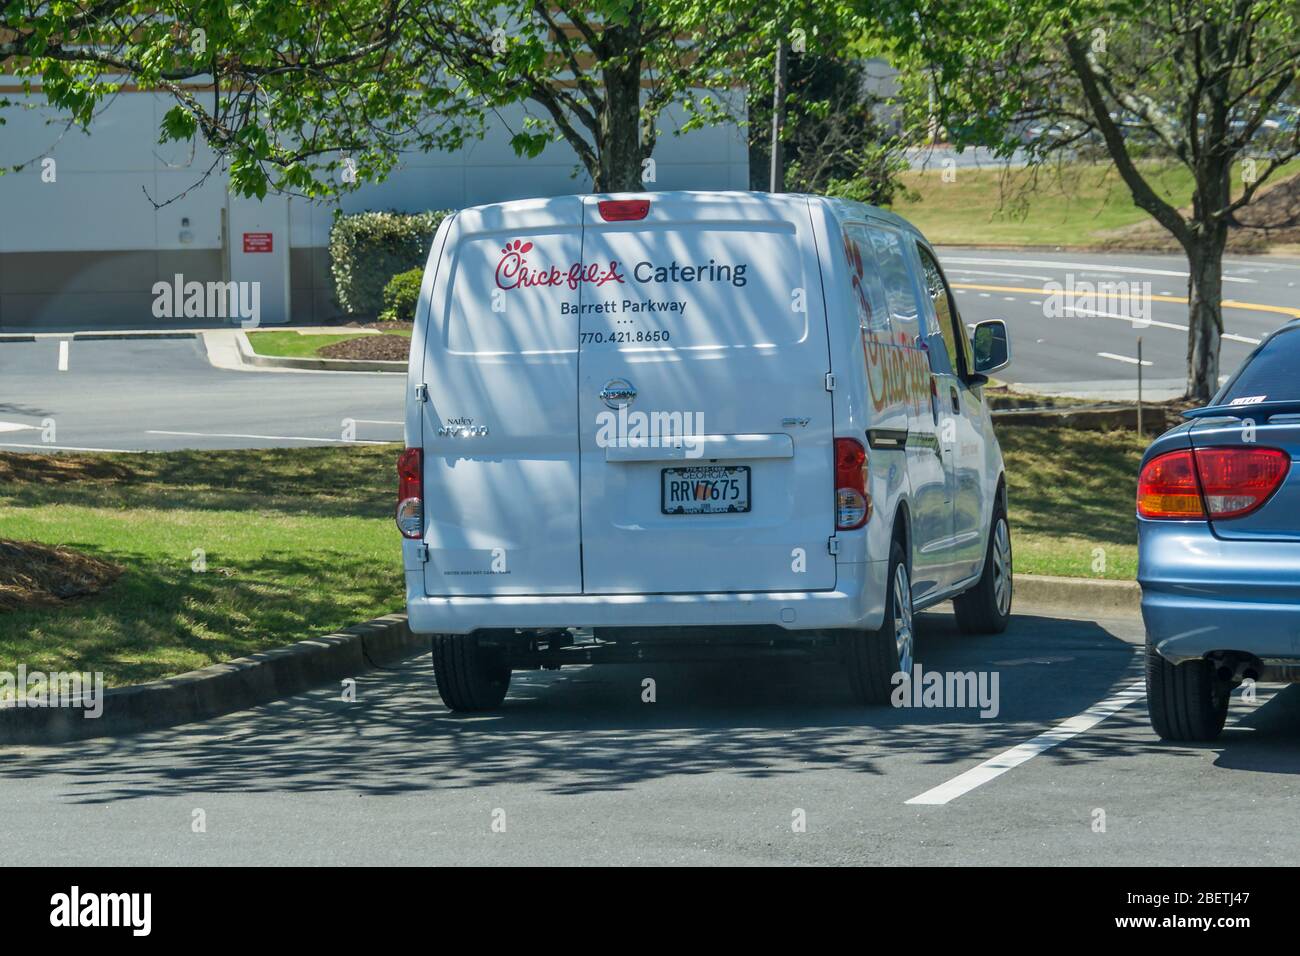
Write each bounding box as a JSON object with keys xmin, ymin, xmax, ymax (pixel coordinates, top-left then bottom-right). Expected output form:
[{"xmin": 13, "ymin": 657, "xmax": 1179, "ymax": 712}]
[{"xmin": 397, "ymin": 191, "xmax": 1013, "ymax": 711}]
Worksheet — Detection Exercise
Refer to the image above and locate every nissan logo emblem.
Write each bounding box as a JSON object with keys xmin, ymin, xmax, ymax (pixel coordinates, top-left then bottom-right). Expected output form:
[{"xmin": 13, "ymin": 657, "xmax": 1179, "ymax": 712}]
[{"xmin": 599, "ymin": 378, "xmax": 637, "ymax": 409}]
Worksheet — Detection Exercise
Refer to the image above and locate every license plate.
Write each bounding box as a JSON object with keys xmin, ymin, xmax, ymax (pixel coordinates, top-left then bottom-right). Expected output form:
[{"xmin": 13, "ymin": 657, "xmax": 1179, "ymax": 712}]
[{"xmin": 661, "ymin": 465, "xmax": 751, "ymax": 515}]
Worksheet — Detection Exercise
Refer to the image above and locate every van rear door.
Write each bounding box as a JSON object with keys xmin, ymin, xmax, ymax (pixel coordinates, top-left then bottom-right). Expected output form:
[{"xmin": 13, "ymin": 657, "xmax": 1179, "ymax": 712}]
[
  {"xmin": 419, "ymin": 198, "xmax": 584, "ymax": 595},
  {"xmin": 575, "ymin": 193, "xmax": 837, "ymax": 594}
]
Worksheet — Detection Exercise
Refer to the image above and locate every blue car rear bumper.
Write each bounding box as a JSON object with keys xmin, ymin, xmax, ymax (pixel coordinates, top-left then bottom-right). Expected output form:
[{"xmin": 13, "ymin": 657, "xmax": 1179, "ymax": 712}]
[{"xmin": 1138, "ymin": 521, "xmax": 1300, "ymax": 665}]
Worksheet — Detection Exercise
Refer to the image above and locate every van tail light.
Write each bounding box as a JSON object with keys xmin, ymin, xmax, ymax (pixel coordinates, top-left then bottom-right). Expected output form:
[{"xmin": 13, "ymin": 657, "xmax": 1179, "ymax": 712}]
[
  {"xmin": 835, "ymin": 437, "xmax": 871, "ymax": 530},
  {"xmin": 597, "ymin": 199, "xmax": 650, "ymax": 221},
  {"xmin": 1137, "ymin": 447, "xmax": 1289, "ymax": 520},
  {"xmin": 396, "ymin": 448, "xmax": 424, "ymax": 539}
]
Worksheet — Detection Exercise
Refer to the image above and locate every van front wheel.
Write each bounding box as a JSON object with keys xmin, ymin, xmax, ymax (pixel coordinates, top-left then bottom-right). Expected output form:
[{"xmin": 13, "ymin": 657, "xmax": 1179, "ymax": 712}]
[
  {"xmin": 845, "ymin": 539, "xmax": 913, "ymax": 705},
  {"xmin": 953, "ymin": 505, "xmax": 1012, "ymax": 635},
  {"xmin": 431, "ymin": 633, "xmax": 512, "ymax": 712}
]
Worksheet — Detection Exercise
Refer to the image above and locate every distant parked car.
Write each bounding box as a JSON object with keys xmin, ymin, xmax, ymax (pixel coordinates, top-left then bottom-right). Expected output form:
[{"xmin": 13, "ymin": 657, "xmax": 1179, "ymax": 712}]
[{"xmin": 1138, "ymin": 320, "xmax": 1300, "ymax": 740}]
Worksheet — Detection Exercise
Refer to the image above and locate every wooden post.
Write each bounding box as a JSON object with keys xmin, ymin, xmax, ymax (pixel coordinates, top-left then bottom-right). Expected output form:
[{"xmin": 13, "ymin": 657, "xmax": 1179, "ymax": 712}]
[{"xmin": 1137, "ymin": 336, "xmax": 1144, "ymax": 436}]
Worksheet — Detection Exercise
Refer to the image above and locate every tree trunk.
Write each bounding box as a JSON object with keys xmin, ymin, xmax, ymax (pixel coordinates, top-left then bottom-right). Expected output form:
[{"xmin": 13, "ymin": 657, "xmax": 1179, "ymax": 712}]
[
  {"xmin": 1184, "ymin": 238, "xmax": 1225, "ymax": 403},
  {"xmin": 596, "ymin": 59, "xmax": 644, "ymax": 192}
]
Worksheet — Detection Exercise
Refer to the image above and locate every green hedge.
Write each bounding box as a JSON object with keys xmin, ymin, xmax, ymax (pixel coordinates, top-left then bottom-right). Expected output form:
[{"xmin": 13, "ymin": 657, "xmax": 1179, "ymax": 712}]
[
  {"xmin": 329, "ymin": 210, "xmax": 451, "ymax": 319},
  {"xmin": 379, "ymin": 268, "xmax": 425, "ymax": 323}
]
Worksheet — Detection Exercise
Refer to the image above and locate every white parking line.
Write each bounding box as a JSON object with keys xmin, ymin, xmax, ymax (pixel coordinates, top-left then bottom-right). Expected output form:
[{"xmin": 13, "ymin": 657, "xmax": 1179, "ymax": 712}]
[
  {"xmin": 940, "ymin": 256, "xmax": 1257, "ymax": 283},
  {"xmin": 1065, "ymin": 305, "xmax": 1188, "ymax": 334},
  {"xmin": 57, "ymin": 340, "xmax": 69, "ymax": 371},
  {"xmin": 146, "ymin": 429, "xmax": 391, "ymax": 445},
  {"xmin": 906, "ymin": 680, "xmax": 1146, "ymax": 806},
  {"xmin": 1097, "ymin": 352, "xmax": 1154, "ymax": 366},
  {"xmin": 1060, "ymin": 305, "xmax": 1261, "ymax": 346},
  {"xmin": 944, "ymin": 268, "xmax": 1057, "ymax": 283}
]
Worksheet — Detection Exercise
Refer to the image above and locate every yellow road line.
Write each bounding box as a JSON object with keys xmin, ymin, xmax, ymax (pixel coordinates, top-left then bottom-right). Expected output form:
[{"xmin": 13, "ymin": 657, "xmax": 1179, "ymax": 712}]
[{"xmin": 951, "ymin": 282, "xmax": 1300, "ymax": 318}]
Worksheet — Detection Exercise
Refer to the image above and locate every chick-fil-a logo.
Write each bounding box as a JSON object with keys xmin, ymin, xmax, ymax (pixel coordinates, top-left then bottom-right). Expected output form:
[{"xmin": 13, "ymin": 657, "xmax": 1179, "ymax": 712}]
[{"xmin": 495, "ymin": 239, "xmax": 626, "ymax": 291}]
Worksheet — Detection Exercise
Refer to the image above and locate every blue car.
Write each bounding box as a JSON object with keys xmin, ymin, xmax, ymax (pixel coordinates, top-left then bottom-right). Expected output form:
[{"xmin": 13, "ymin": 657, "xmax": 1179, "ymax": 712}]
[{"xmin": 1139, "ymin": 320, "xmax": 1300, "ymax": 741}]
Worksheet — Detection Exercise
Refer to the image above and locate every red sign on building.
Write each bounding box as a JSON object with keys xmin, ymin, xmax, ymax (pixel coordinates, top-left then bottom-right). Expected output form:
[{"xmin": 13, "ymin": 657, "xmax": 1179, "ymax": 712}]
[{"xmin": 242, "ymin": 232, "xmax": 274, "ymax": 253}]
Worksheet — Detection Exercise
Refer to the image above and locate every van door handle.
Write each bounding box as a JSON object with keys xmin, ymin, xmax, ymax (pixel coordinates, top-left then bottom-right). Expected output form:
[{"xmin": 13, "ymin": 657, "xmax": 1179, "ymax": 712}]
[{"xmin": 950, "ymin": 386, "xmax": 960, "ymax": 414}]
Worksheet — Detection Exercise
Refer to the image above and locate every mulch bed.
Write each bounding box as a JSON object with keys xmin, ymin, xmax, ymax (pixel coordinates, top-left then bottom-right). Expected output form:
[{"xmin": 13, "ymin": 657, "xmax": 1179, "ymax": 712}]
[
  {"xmin": 1100, "ymin": 170, "xmax": 1300, "ymax": 253},
  {"xmin": 317, "ymin": 334, "xmax": 411, "ymax": 362},
  {"xmin": 0, "ymin": 539, "xmax": 123, "ymax": 612}
]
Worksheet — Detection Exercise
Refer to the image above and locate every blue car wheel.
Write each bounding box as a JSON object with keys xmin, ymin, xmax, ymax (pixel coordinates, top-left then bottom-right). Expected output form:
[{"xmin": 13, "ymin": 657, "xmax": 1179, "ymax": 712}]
[{"xmin": 1145, "ymin": 640, "xmax": 1230, "ymax": 741}]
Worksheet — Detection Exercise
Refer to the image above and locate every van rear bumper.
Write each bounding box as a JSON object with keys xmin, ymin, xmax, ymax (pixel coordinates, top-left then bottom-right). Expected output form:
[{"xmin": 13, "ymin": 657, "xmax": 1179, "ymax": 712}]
[{"xmin": 406, "ymin": 561, "xmax": 885, "ymax": 635}]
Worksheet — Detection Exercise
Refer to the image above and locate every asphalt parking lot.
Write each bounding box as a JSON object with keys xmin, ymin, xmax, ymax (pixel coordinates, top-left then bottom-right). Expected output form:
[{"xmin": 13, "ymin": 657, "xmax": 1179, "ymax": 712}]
[
  {"xmin": 0, "ymin": 334, "xmax": 404, "ymax": 452},
  {"xmin": 2, "ymin": 605, "xmax": 1295, "ymax": 865}
]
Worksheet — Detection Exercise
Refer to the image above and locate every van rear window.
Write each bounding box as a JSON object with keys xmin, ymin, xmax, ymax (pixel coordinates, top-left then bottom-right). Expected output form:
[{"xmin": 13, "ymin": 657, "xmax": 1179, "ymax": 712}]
[
  {"xmin": 1218, "ymin": 326, "xmax": 1300, "ymax": 406},
  {"xmin": 444, "ymin": 231, "xmax": 584, "ymax": 354},
  {"xmin": 579, "ymin": 224, "xmax": 810, "ymax": 348}
]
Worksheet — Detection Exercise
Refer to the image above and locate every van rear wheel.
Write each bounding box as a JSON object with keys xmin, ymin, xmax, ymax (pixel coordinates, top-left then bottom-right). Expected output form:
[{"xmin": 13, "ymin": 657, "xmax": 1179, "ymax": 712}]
[
  {"xmin": 953, "ymin": 503, "xmax": 1012, "ymax": 635},
  {"xmin": 845, "ymin": 540, "xmax": 913, "ymax": 705},
  {"xmin": 431, "ymin": 633, "xmax": 511, "ymax": 712}
]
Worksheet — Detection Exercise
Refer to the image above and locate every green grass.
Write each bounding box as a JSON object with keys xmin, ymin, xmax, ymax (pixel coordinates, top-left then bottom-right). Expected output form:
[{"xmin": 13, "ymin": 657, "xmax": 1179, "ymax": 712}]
[
  {"xmin": 999, "ymin": 423, "xmax": 1148, "ymax": 580},
  {"xmin": 0, "ymin": 446, "xmax": 404, "ymax": 689},
  {"xmin": 892, "ymin": 158, "xmax": 1300, "ymax": 248},
  {"xmin": 247, "ymin": 330, "xmax": 410, "ymax": 359}
]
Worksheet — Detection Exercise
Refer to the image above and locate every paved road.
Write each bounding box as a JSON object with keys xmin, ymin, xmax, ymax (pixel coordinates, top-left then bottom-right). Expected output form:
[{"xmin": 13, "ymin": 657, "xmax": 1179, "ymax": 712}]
[
  {"xmin": 2, "ymin": 607, "xmax": 1295, "ymax": 865},
  {"xmin": 940, "ymin": 248, "xmax": 1300, "ymax": 398},
  {"xmin": 0, "ymin": 335, "xmax": 404, "ymax": 452},
  {"xmin": 1, "ymin": 249, "xmax": 1297, "ymax": 451}
]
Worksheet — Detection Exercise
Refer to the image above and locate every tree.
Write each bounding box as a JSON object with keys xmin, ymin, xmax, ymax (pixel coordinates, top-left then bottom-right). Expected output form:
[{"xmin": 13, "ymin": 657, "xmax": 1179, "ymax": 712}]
[
  {"xmin": 414, "ymin": 1, "xmax": 846, "ymax": 192},
  {"xmin": 748, "ymin": 53, "xmax": 909, "ymax": 204},
  {"xmin": 0, "ymin": 0, "xmax": 483, "ymax": 199},
  {"xmin": 879, "ymin": 0, "xmax": 1300, "ymax": 401},
  {"xmin": 2, "ymin": 1, "xmax": 847, "ymax": 199}
]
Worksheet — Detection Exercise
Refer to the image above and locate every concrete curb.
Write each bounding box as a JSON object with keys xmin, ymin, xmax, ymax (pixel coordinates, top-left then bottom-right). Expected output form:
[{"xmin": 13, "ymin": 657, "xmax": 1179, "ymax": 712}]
[
  {"xmin": 235, "ymin": 330, "xmax": 406, "ymax": 373},
  {"xmin": 0, "ymin": 613, "xmax": 424, "ymax": 746},
  {"xmin": 1015, "ymin": 574, "xmax": 1141, "ymax": 617}
]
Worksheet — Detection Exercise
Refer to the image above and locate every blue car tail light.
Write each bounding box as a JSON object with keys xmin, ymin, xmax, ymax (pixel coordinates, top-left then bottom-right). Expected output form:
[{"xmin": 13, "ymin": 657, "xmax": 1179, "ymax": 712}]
[{"xmin": 1138, "ymin": 447, "xmax": 1289, "ymax": 520}]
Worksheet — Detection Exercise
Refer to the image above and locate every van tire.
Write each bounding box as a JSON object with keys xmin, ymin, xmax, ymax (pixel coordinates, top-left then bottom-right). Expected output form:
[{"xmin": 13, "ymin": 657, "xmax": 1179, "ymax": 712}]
[
  {"xmin": 953, "ymin": 503, "xmax": 1012, "ymax": 635},
  {"xmin": 1145, "ymin": 641, "xmax": 1230, "ymax": 741},
  {"xmin": 431, "ymin": 633, "xmax": 512, "ymax": 712},
  {"xmin": 845, "ymin": 539, "xmax": 914, "ymax": 705}
]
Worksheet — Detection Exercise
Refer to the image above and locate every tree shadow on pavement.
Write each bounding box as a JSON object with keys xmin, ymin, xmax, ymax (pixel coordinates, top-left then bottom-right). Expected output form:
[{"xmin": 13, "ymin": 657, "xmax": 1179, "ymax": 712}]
[{"xmin": 0, "ymin": 611, "xmax": 1189, "ymax": 804}]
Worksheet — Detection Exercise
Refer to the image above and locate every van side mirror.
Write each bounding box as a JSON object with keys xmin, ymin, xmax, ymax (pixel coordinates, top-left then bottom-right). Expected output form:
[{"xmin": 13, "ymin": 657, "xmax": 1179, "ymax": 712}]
[{"xmin": 971, "ymin": 319, "xmax": 1010, "ymax": 377}]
